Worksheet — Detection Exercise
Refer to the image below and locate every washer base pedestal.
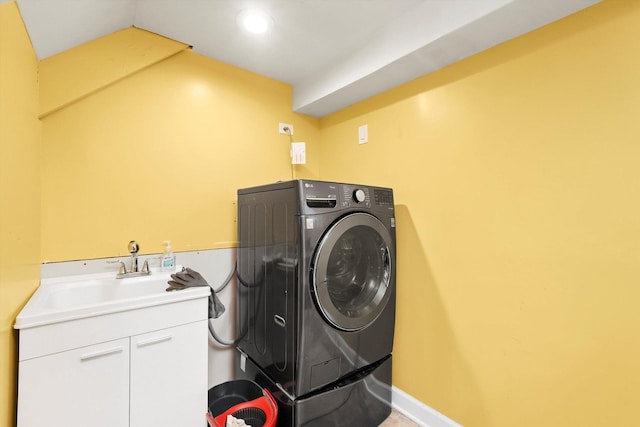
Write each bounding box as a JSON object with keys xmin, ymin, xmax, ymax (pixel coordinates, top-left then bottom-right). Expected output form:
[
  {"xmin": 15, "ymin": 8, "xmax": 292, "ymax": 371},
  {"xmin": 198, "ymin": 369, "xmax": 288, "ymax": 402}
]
[{"xmin": 236, "ymin": 350, "xmax": 392, "ymax": 427}]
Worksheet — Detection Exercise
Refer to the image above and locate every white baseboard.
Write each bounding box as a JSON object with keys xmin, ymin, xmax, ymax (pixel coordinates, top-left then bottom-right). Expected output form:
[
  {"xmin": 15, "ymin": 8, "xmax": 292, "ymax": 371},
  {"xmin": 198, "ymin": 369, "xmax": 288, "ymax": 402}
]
[{"xmin": 392, "ymin": 386, "xmax": 462, "ymax": 427}]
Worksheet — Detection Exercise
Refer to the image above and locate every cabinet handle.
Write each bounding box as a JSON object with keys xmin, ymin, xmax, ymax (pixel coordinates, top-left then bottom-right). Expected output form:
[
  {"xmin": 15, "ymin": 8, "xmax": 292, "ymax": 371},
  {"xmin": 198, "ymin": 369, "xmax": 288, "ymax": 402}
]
[
  {"xmin": 79, "ymin": 346, "xmax": 124, "ymax": 361},
  {"xmin": 136, "ymin": 334, "xmax": 173, "ymax": 348}
]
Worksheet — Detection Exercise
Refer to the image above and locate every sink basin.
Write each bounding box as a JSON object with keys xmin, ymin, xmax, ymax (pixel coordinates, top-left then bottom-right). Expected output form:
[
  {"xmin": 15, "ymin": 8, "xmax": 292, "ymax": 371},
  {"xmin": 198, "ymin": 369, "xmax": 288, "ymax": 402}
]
[
  {"xmin": 15, "ymin": 270, "xmax": 210, "ymax": 329},
  {"xmin": 43, "ymin": 276, "xmax": 168, "ymax": 309}
]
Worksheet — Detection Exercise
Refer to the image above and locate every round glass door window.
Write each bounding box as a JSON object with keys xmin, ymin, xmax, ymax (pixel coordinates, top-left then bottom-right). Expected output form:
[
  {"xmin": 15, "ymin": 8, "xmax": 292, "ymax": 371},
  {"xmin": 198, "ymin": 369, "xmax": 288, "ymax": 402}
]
[{"xmin": 312, "ymin": 213, "xmax": 394, "ymax": 331}]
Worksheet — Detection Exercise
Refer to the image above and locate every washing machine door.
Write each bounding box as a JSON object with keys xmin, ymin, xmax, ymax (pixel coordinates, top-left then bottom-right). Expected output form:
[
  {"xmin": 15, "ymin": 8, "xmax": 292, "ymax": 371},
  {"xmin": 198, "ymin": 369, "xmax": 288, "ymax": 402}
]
[{"xmin": 312, "ymin": 212, "xmax": 394, "ymax": 331}]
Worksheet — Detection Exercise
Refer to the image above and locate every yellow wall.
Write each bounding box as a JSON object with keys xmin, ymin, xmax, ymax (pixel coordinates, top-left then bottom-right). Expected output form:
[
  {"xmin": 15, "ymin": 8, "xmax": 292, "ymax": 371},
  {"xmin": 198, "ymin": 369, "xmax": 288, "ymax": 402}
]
[
  {"xmin": 0, "ymin": 2, "xmax": 41, "ymax": 426},
  {"xmin": 320, "ymin": 1, "xmax": 640, "ymax": 426},
  {"xmin": 39, "ymin": 27, "xmax": 189, "ymax": 117},
  {"xmin": 40, "ymin": 29, "xmax": 320, "ymax": 261}
]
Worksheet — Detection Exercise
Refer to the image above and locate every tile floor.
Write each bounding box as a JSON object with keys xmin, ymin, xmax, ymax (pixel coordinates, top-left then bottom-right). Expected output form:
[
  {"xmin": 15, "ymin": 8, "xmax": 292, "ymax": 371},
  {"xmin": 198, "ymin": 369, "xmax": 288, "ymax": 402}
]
[{"xmin": 379, "ymin": 409, "xmax": 420, "ymax": 426}]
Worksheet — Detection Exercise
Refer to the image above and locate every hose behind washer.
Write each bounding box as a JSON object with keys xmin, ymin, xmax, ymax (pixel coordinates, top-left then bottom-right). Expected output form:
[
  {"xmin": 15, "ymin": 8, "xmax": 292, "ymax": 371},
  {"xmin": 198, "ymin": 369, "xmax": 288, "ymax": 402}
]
[{"xmin": 208, "ymin": 262, "xmax": 241, "ymax": 346}]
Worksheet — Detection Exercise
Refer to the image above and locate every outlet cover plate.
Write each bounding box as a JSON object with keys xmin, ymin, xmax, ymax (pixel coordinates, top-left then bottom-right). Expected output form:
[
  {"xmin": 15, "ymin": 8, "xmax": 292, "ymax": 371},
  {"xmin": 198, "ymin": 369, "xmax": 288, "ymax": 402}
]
[{"xmin": 279, "ymin": 123, "xmax": 294, "ymax": 135}]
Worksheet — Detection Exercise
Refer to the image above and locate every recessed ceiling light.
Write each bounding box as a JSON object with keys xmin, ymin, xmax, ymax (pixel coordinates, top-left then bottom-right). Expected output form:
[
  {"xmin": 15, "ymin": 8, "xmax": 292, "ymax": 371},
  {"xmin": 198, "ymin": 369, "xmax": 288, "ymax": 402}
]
[{"xmin": 238, "ymin": 9, "xmax": 272, "ymax": 34}]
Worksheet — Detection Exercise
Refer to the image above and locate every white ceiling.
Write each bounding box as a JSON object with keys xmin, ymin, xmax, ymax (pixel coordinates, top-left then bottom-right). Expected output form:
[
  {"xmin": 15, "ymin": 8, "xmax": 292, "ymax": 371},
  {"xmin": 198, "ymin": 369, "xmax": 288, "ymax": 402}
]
[{"xmin": 12, "ymin": 0, "xmax": 600, "ymax": 117}]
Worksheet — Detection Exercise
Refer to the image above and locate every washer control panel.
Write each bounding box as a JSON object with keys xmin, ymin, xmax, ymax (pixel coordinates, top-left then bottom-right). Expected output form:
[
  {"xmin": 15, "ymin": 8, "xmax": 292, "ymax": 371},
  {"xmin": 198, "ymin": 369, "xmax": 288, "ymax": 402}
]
[
  {"xmin": 301, "ymin": 181, "xmax": 393, "ymax": 211},
  {"xmin": 342, "ymin": 185, "xmax": 370, "ymax": 207},
  {"xmin": 373, "ymin": 188, "xmax": 394, "ymax": 206}
]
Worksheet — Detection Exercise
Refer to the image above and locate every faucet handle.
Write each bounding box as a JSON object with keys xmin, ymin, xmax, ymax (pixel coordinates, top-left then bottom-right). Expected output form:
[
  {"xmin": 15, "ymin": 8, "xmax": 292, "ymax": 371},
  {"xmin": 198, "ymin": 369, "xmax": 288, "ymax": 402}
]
[
  {"xmin": 107, "ymin": 259, "xmax": 128, "ymax": 275},
  {"xmin": 118, "ymin": 261, "xmax": 128, "ymax": 275},
  {"xmin": 141, "ymin": 259, "xmax": 150, "ymax": 274}
]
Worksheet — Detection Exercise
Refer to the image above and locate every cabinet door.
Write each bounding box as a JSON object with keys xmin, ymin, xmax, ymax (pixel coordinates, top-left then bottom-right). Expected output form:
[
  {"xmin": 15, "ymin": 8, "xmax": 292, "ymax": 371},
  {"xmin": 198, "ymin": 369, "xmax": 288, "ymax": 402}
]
[
  {"xmin": 17, "ymin": 338, "xmax": 130, "ymax": 427},
  {"xmin": 130, "ymin": 320, "xmax": 208, "ymax": 427}
]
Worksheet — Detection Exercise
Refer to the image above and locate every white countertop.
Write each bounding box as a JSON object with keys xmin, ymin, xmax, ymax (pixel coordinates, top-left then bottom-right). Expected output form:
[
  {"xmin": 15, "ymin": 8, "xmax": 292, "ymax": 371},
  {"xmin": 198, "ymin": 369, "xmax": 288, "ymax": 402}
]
[{"xmin": 15, "ymin": 269, "xmax": 210, "ymax": 330}]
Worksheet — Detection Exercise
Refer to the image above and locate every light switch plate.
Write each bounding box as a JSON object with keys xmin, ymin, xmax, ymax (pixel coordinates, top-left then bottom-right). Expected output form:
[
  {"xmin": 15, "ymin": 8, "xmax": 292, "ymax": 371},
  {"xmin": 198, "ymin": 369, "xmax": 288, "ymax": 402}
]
[{"xmin": 358, "ymin": 124, "xmax": 368, "ymax": 144}]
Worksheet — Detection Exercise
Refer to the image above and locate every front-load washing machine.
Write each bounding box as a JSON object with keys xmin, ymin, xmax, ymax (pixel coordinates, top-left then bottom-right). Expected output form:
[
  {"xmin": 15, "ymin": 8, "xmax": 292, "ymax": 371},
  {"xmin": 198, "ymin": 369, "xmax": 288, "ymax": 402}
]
[{"xmin": 236, "ymin": 180, "xmax": 396, "ymax": 426}]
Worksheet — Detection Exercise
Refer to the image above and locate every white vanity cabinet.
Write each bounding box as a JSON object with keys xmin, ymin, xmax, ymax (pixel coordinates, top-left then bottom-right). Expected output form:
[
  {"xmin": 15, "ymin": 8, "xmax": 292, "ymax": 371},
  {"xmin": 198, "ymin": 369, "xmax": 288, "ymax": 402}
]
[
  {"xmin": 130, "ymin": 321, "xmax": 208, "ymax": 427},
  {"xmin": 15, "ymin": 279, "xmax": 209, "ymax": 427},
  {"xmin": 18, "ymin": 337, "xmax": 131, "ymax": 427}
]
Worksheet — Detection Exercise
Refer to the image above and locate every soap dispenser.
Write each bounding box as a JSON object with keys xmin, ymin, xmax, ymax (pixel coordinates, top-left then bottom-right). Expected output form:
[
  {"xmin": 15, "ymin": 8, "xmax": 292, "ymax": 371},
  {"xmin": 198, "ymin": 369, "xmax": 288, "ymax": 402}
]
[{"xmin": 161, "ymin": 240, "xmax": 176, "ymax": 272}]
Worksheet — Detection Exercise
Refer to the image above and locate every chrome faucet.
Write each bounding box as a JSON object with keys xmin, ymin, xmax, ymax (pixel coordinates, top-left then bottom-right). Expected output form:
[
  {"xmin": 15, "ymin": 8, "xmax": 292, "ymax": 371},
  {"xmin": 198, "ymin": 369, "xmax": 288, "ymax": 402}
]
[
  {"xmin": 112, "ymin": 240, "xmax": 151, "ymax": 279},
  {"xmin": 128, "ymin": 240, "xmax": 139, "ymax": 272}
]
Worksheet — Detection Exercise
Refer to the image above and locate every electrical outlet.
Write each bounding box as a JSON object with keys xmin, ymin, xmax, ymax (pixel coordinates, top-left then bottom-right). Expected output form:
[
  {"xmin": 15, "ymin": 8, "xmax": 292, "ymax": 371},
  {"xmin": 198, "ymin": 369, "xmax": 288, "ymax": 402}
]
[{"xmin": 279, "ymin": 123, "xmax": 294, "ymax": 135}]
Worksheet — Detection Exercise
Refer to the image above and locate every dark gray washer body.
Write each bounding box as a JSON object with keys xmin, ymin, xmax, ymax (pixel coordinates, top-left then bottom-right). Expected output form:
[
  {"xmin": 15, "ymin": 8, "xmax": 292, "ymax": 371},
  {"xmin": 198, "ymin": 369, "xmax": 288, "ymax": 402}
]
[{"xmin": 236, "ymin": 179, "xmax": 396, "ymax": 426}]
